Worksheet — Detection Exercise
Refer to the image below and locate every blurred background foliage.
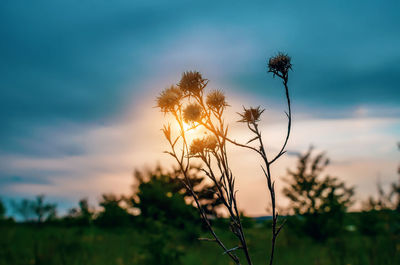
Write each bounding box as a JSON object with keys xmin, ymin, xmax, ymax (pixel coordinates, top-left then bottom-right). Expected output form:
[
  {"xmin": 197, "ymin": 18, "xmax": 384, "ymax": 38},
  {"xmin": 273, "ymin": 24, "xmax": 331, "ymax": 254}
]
[
  {"xmin": 0, "ymin": 146, "xmax": 399, "ymax": 265},
  {"xmin": 283, "ymin": 148, "xmax": 355, "ymax": 242}
]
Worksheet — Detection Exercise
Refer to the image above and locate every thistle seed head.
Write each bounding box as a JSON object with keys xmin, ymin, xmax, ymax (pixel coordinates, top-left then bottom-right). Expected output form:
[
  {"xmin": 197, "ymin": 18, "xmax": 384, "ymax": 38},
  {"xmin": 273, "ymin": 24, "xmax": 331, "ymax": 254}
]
[
  {"xmin": 206, "ymin": 90, "xmax": 228, "ymax": 111},
  {"xmin": 268, "ymin": 53, "xmax": 292, "ymax": 77},
  {"xmin": 190, "ymin": 138, "xmax": 206, "ymax": 155},
  {"xmin": 157, "ymin": 85, "xmax": 183, "ymax": 113},
  {"xmin": 238, "ymin": 106, "xmax": 265, "ymax": 123},
  {"xmin": 205, "ymin": 135, "xmax": 218, "ymax": 150},
  {"xmin": 190, "ymin": 135, "xmax": 218, "ymax": 155},
  {"xmin": 179, "ymin": 71, "xmax": 207, "ymax": 96},
  {"xmin": 183, "ymin": 103, "xmax": 203, "ymax": 123}
]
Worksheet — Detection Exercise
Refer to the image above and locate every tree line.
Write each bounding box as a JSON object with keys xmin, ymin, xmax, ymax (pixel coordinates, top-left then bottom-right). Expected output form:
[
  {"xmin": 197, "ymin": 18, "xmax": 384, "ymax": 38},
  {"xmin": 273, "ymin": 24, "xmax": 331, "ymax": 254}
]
[{"xmin": 1, "ymin": 147, "xmax": 399, "ymax": 242}]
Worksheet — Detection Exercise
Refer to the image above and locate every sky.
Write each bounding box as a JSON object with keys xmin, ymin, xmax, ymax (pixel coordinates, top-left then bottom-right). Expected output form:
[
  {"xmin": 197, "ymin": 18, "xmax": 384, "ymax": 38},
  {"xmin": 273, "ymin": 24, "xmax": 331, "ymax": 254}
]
[{"xmin": 0, "ymin": 0, "xmax": 399, "ymax": 216}]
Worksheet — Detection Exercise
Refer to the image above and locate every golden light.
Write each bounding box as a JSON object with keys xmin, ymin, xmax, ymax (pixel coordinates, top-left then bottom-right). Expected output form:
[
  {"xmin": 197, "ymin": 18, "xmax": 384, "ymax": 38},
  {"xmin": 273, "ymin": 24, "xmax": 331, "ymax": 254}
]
[
  {"xmin": 183, "ymin": 121, "xmax": 207, "ymax": 140},
  {"xmin": 183, "ymin": 121, "xmax": 191, "ymax": 132}
]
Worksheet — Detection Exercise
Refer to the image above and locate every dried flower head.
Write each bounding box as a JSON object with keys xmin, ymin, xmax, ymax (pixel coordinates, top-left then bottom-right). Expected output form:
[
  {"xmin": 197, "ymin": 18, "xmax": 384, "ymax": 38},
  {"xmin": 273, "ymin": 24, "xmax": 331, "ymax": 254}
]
[
  {"xmin": 179, "ymin": 71, "xmax": 207, "ymax": 96},
  {"xmin": 157, "ymin": 85, "xmax": 183, "ymax": 113},
  {"xmin": 206, "ymin": 90, "xmax": 228, "ymax": 111},
  {"xmin": 205, "ymin": 135, "xmax": 218, "ymax": 150},
  {"xmin": 268, "ymin": 53, "xmax": 292, "ymax": 77},
  {"xmin": 183, "ymin": 103, "xmax": 203, "ymax": 123},
  {"xmin": 190, "ymin": 135, "xmax": 218, "ymax": 155},
  {"xmin": 190, "ymin": 138, "xmax": 206, "ymax": 155},
  {"xmin": 238, "ymin": 106, "xmax": 265, "ymax": 123}
]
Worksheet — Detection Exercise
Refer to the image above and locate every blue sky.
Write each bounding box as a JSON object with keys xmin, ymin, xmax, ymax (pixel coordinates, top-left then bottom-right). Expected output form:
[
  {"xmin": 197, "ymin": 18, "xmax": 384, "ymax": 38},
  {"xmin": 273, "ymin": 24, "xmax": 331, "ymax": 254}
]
[{"xmin": 1, "ymin": 0, "xmax": 399, "ymax": 216}]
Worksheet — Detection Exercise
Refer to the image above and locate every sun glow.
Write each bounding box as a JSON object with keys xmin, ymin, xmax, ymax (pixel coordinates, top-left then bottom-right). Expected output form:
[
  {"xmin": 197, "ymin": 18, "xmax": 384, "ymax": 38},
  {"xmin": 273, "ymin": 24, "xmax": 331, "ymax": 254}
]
[
  {"xmin": 183, "ymin": 121, "xmax": 191, "ymax": 132},
  {"xmin": 183, "ymin": 122, "xmax": 207, "ymax": 140}
]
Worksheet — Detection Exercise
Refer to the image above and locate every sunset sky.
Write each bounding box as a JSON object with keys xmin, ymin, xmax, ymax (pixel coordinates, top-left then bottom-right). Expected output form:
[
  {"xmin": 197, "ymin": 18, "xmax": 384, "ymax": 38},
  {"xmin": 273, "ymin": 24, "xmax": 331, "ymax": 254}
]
[{"xmin": 1, "ymin": 0, "xmax": 399, "ymax": 216}]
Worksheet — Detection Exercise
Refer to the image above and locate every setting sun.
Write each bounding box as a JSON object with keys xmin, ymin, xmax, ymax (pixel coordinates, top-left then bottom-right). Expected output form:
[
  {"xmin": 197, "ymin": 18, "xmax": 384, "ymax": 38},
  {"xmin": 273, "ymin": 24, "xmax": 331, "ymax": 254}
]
[{"xmin": 183, "ymin": 122, "xmax": 208, "ymax": 142}]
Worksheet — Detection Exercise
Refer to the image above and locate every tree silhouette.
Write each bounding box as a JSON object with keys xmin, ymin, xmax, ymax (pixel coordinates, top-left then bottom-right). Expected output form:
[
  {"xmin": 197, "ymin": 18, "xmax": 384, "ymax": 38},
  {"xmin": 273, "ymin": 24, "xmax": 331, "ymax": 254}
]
[
  {"xmin": 365, "ymin": 143, "xmax": 400, "ymax": 212},
  {"xmin": 0, "ymin": 198, "xmax": 5, "ymax": 219},
  {"xmin": 131, "ymin": 166, "xmax": 199, "ymax": 230},
  {"xmin": 283, "ymin": 147, "xmax": 354, "ymax": 241},
  {"xmin": 66, "ymin": 198, "xmax": 94, "ymax": 225},
  {"xmin": 132, "ymin": 165, "xmax": 223, "ymax": 219},
  {"xmin": 11, "ymin": 195, "xmax": 56, "ymax": 223},
  {"xmin": 95, "ymin": 194, "xmax": 132, "ymax": 227},
  {"xmin": 31, "ymin": 195, "xmax": 57, "ymax": 223},
  {"xmin": 11, "ymin": 199, "xmax": 32, "ymax": 221}
]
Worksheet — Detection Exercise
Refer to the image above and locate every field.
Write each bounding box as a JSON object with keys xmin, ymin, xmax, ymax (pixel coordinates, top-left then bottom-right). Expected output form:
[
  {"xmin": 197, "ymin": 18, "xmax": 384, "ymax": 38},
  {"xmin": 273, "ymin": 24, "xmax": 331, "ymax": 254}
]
[{"xmin": 1, "ymin": 218, "xmax": 398, "ymax": 265}]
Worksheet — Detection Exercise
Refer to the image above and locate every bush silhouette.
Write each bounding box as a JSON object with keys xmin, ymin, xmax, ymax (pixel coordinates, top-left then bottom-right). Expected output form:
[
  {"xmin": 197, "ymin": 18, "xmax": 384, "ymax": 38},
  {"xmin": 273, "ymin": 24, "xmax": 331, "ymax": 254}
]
[
  {"xmin": 65, "ymin": 198, "xmax": 94, "ymax": 226},
  {"xmin": 0, "ymin": 198, "xmax": 5, "ymax": 220},
  {"xmin": 364, "ymin": 143, "xmax": 400, "ymax": 212},
  {"xmin": 11, "ymin": 195, "xmax": 57, "ymax": 223},
  {"xmin": 94, "ymin": 194, "xmax": 132, "ymax": 227},
  {"xmin": 283, "ymin": 147, "xmax": 354, "ymax": 241},
  {"xmin": 131, "ymin": 167, "xmax": 200, "ymax": 231},
  {"xmin": 359, "ymin": 143, "xmax": 400, "ymax": 236}
]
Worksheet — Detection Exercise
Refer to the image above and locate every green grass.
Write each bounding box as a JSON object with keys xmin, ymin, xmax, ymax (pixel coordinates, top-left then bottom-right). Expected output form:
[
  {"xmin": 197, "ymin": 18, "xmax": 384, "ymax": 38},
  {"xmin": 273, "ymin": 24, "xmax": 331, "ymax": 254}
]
[{"xmin": 0, "ymin": 224, "xmax": 398, "ymax": 265}]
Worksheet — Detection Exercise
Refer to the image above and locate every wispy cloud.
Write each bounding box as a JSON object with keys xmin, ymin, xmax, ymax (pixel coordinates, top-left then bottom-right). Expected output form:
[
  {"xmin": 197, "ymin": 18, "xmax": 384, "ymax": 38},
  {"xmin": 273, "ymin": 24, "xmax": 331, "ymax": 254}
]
[
  {"xmin": 1, "ymin": 0, "xmax": 399, "ymax": 215},
  {"xmin": 1, "ymin": 95, "xmax": 398, "ymax": 215}
]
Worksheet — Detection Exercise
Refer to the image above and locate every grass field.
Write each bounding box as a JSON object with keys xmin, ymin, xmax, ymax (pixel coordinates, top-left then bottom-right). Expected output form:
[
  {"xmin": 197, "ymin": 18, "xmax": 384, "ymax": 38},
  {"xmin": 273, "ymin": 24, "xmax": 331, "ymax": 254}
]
[{"xmin": 1, "ymin": 220, "xmax": 398, "ymax": 265}]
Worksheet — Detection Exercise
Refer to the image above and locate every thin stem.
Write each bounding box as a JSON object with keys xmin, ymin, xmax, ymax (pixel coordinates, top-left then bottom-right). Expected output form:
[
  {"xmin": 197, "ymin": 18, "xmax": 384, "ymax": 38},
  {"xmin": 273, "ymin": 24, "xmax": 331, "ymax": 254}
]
[
  {"xmin": 195, "ymin": 95, "xmax": 253, "ymax": 265},
  {"xmin": 270, "ymin": 78, "xmax": 291, "ymax": 164},
  {"xmin": 160, "ymin": 66, "xmax": 292, "ymax": 265},
  {"xmin": 257, "ymin": 75, "xmax": 291, "ymax": 265},
  {"xmin": 166, "ymin": 134, "xmax": 241, "ymax": 265}
]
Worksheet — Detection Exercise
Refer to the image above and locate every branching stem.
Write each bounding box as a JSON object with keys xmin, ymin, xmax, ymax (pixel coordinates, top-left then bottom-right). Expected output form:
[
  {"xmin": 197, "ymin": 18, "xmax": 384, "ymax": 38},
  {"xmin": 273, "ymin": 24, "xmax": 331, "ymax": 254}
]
[{"xmin": 158, "ymin": 58, "xmax": 292, "ymax": 265}]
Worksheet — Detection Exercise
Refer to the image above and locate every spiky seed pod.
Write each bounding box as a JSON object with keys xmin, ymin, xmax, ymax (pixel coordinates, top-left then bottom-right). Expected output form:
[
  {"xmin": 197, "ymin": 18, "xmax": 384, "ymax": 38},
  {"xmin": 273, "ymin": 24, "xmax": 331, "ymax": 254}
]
[
  {"xmin": 206, "ymin": 90, "xmax": 228, "ymax": 111},
  {"xmin": 268, "ymin": 53, "xmax": 292, "ymax": 77},
  {"xmin": 190, "ymin": 138, "xmax": 207, "ymax": 155},
  {"xmin": 237, "ymin": 106, "xmax": 265, "ymax": 123},
  {"xmin": 157, "ymin": 85, "xmax": 183, "ymax": 113},
  {"xmin": 183, "ymin": 103, "xmax": 203, "ymax": 123},
  {"xmin": 179, "ymin": 71, "xmax": 207, "ymax": 96},
  {"xmin": 190, "ymin": 135, "xmax": 218, "ymax": 155},
  {"xmin": 205, "ymin": 135, "xmax": 218, "ymax": 150}
]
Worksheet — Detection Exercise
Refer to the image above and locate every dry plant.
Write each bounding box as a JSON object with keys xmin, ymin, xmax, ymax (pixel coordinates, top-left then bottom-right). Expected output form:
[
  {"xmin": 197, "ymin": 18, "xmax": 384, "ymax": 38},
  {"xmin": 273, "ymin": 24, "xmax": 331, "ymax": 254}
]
[{"xmin": 156, "ymin": 53, "xmax": 293, "ymax": 265}]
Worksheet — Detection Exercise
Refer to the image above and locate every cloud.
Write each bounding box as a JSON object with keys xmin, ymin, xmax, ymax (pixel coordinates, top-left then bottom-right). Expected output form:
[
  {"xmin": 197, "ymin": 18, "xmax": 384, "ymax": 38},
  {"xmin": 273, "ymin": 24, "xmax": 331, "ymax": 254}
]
[
  {"xmin": 0, "ymin": 0, "xmax": 399, "ymax": 215},
  {"xmin": 1, "ymin": 0, "xmax": 399, "ymax": 154},
  {"xmin": 0, "ymin": 175, "xmax": 51, "ymax": 186},
  {"xmin": 1, "ymin": 93, "xmax": 398, "ymax": 215}
]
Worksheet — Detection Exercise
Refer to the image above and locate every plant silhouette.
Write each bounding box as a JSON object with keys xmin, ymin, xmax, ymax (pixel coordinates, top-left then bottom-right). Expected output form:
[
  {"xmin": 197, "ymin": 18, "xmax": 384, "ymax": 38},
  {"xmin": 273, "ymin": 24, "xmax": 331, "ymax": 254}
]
[{"xmin": 156, "ymin": 53, "xmax": 293, "ymax": 265}]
